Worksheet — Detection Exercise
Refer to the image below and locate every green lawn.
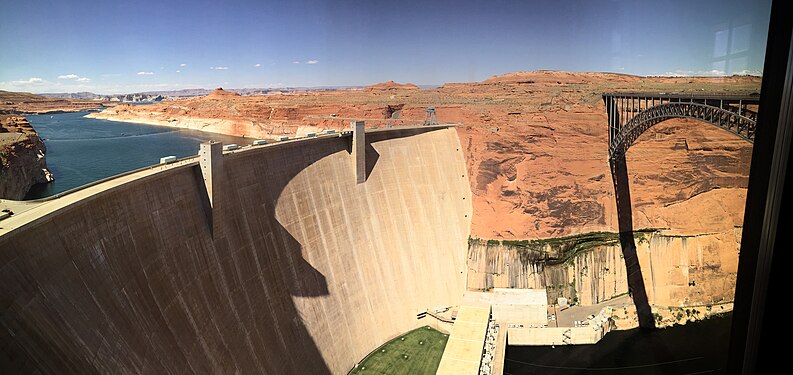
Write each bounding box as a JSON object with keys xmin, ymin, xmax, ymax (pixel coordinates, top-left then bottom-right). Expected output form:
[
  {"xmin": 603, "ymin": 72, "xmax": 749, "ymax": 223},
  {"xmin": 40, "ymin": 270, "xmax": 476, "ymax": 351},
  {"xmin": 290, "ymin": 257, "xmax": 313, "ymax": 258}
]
[{"xmin": 349, "ymin": 326, "xmax": 448, "ymax": 375}]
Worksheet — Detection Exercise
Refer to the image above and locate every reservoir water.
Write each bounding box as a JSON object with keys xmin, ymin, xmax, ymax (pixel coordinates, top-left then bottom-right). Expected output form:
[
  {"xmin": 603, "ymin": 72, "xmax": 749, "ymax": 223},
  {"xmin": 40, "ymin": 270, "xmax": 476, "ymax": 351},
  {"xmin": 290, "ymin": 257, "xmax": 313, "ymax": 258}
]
[{"xmin": 25, "ymin": 112, "xmax": 248, "ymax": 199}]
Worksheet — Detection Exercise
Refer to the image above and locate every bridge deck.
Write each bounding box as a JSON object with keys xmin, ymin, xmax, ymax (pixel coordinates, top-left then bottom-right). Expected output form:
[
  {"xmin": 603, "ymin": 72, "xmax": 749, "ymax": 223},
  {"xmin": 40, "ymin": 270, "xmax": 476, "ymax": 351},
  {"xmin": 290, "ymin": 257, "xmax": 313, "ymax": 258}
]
[{"xmin": 603, "ymin": 92, "xmax": 759, "ymax": 102}]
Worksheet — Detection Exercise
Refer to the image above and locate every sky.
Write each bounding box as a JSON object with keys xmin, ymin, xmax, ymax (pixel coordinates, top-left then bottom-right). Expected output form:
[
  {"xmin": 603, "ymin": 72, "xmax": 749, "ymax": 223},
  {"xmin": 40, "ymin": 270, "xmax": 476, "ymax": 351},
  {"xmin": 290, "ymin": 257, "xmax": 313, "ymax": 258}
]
[{"xmin": 0, "ymin": 0, "xmax": 771, "ymax": 94}]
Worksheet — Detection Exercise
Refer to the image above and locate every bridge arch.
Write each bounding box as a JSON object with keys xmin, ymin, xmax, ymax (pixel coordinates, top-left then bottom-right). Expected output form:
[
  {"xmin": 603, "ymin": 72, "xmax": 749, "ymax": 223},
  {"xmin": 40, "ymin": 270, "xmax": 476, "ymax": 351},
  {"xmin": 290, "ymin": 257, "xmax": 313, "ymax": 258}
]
[{"xmin": 604, "ymin": 93, "xmax": 759, "ymax": 157}]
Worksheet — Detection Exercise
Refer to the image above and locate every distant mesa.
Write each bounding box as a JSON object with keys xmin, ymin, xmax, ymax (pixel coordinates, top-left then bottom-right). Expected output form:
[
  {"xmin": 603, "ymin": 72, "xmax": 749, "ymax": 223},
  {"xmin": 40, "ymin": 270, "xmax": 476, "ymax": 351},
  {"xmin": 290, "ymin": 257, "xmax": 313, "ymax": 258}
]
[
  {"xmin": 208, "ymin": 87, "xmax": 241, "ymax": 97},
  {"xmin": 366, "ymin": 80, "xmax": 419, "ymax": 91},
  {"xmin": 482, "ymin": 70, "xmax": 641, "ymax": 85}
]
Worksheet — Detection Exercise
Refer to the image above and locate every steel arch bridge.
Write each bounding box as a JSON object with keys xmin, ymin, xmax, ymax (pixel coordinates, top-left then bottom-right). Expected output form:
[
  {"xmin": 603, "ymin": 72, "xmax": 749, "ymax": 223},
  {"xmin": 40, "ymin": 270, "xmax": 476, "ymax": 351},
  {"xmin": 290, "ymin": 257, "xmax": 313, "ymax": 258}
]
[
  {"xmin": 602, "ymin": 91, "xmax": 760, "ymax": 329},
  {"xmin": 603, "ymin": 92, "xmax": 760, "ymax": 158}
]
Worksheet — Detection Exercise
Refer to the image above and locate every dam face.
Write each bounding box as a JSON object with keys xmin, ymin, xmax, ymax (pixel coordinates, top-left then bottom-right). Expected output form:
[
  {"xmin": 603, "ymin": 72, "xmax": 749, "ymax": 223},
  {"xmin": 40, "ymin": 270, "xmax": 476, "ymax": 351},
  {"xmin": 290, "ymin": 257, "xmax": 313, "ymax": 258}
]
[{"xmin": 0, "ymin": 127, "xmax": 472, "ymax": 374}]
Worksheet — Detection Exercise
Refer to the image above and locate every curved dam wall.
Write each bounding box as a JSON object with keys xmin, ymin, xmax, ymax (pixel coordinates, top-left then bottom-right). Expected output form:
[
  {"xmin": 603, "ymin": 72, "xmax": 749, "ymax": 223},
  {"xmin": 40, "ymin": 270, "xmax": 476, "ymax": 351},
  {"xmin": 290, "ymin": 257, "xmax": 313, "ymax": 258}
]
[{"xmin": 0, "ymin": 127, "xmax": 472, "ymax": 374}]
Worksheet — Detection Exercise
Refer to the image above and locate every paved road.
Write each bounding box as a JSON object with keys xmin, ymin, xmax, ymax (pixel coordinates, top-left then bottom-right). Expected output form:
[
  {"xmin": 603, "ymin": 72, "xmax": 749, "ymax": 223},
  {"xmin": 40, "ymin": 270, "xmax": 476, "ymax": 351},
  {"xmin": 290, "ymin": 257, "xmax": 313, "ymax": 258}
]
[{"xmin": 555, "ymin": 295, "xmax": 632, "ymax": 327}]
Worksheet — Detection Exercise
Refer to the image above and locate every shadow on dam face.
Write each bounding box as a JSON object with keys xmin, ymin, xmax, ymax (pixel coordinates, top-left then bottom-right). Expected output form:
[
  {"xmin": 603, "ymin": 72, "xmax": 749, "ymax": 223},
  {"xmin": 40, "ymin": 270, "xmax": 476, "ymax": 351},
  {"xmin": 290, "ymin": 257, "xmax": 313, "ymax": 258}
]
[
  {"xmin": 0, "ymin": 126, "xmax": 471, "ymax": 374},
  {"xmin": 4, "ymin": 138, "xmax": 336, "ymax": 373}
]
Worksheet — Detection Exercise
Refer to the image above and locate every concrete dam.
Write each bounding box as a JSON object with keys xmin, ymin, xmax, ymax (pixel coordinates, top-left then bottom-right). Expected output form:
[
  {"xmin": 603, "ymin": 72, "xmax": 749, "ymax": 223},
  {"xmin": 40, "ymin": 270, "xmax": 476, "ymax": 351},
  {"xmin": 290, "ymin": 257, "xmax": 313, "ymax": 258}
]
[{"xmin": 0, "ymin": 126, "xmax": 472, "ymax": 373}]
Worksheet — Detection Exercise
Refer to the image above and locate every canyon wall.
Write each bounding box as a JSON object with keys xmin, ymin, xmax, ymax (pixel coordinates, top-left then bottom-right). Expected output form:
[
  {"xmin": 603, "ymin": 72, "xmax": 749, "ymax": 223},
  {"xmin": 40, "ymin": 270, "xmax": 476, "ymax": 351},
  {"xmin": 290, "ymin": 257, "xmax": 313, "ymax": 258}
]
[
  {"xmin": 467, "ymin": 225, "xmax": 740, "ymax": 307},
  {"xmin": 0, "ymin": 127, "xmax": 472, "ymax": 374},
  {"xmin": 0, "ymin": 116, "xmax": 51, "ymax": 200}
]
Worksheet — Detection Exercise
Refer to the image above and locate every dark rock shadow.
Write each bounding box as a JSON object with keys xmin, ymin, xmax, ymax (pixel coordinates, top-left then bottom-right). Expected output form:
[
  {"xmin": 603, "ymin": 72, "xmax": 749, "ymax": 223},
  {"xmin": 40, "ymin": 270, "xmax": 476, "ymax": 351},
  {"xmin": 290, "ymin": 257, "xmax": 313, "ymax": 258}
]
[{"xmin": 610, "ymin": 152, "xmax": 656, "ymax": 330}]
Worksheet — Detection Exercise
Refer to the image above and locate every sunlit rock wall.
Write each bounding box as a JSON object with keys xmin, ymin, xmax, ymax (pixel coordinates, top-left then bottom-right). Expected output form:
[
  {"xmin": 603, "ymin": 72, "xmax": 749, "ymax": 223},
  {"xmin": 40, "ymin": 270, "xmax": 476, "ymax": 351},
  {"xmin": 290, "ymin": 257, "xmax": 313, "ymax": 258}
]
[{"xmin": 467, "ymin": 229, "xmax": 740, "ymax": 307}]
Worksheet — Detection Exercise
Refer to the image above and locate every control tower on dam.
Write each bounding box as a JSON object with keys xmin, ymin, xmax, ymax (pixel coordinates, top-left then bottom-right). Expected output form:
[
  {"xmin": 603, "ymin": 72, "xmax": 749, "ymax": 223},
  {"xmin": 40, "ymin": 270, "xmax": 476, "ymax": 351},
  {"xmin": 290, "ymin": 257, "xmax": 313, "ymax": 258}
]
[{"xmin": 0, "ymin": 126, "xmax": 472, "ymax": 374}]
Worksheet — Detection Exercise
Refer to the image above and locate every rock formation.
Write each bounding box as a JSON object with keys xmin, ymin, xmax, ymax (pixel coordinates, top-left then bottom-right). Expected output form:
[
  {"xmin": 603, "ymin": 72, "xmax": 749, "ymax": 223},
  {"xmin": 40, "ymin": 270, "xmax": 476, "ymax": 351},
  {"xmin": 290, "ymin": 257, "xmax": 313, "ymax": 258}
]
[
  {"xmin": 0, "ymin": 90, "xmax": 108, "ymax": 114},
  {"xmin": 0, "ymin": 90, "xmax": 101, "ymax": 200},
  {"xmin": 0, "ymin": 116, "xmax": 52, "ymax": 200},
  {"xmin": 208, "ymin": 87, "xmax": 242, "ymax": 97},
  {"xmin": 366, "ymin": 80, "xmax": 420, "ymax": 91}
]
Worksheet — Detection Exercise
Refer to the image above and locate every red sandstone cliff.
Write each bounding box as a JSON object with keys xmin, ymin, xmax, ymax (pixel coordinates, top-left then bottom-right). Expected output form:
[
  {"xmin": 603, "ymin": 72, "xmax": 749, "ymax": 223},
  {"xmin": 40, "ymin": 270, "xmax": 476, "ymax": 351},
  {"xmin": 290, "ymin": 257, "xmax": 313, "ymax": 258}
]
[
  {"xmin": 0, "ymin": 116, "xmax": 52, "ymax": 200},
  {"xmin": 87, "ymin": 71, "xmax": 760, "ymax": 239}
]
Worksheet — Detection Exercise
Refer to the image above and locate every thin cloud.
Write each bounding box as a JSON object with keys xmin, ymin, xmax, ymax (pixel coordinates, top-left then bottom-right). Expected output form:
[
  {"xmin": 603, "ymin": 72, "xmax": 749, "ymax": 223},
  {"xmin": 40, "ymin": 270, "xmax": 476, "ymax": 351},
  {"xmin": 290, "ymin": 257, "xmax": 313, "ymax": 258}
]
[
  {"xmin": 254, "ymin": 63, "xmax": 261, "ymax": 67},
  {"xmin": 1, "ymin": 79, "xmax": 206, "ymax": 94},
  {"xmin": 180, "ymin": 63, "xmax": 187, "ymax": 67},
  {"xmin": 57, "ymin": 74, "xmax": 91, "ymax": 82},
  {"xmin": 58, "ymin": 74, "xmax": 91, "ymax": 82},
  {"xmin": 305, "ymin": 60, "xmax": 319, "ymax": 65},
  {"xmin": 734, "ymin": 69, "xmax": 763, "ymax": 76},
  {"xmin": 137, "ymin": 71, "xmax": 154, "ymax": 75},
  {"xmin": 210, "ymin": 66, "xmax": 229, "ymax": 70},
  {"xmin": 10, "ymin": 77, "xmax": 45, "ymax": 84},
  {"xmin": 292, "ymin": 61, "xmax": 300, "ymax": 64},
  {"xmin": 661, "ymin": 69, "xmax": 726, "ymax": 77},
  {"xmin": 0, "ymin": 77, "xmax": 50, "ymax": 91},
  {"xmin": 176, "ymin": 70, "xmax": 181, "ymax": 73}
]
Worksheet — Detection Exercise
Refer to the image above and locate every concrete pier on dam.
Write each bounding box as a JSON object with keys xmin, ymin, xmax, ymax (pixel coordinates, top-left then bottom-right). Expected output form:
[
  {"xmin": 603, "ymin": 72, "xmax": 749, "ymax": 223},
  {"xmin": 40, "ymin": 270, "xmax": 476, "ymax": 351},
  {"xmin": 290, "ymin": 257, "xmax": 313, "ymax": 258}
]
[{"xmin": 0, "ymin": 126, "xmax": 473, "ymax": 374}]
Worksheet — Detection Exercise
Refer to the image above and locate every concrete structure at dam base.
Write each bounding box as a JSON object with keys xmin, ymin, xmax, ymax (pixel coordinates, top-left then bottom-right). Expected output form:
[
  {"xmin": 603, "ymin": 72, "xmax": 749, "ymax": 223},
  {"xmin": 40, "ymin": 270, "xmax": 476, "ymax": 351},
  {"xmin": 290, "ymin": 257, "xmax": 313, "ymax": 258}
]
[
  {"xmin": 0, "ymin": 124, "xmax": 472, "ymax": 374},
  {"xmin": 463, "ymin": 288, "xmax": 548, "ymax": 326}
]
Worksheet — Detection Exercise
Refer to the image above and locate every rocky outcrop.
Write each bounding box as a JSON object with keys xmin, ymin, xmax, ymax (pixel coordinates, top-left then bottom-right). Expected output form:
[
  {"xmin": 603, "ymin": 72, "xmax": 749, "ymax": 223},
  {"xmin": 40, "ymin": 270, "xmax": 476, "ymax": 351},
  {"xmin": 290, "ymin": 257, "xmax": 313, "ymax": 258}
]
[
  {"xmin": 366, "ymin": 80, "xmax": 420, "ymax": 90},
  {"xmin": 467, "ymin": 224, "xmax": 740, "ymax": 307},
  {"xmin": 0, "ymin": 90, "xmax": 108, "ymax": 114},
  {"xmin": 0, "ymin": 116, "xmax": 52, "ymax": 200},
  {"xmin": 207, "ymin": 87, "xmax": 241, "ymax": 97}
]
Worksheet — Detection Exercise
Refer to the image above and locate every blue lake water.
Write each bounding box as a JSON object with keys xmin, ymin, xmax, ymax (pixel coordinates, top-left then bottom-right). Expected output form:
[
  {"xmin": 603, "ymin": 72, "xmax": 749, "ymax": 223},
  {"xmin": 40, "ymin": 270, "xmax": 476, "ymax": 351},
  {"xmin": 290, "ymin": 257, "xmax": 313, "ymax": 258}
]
[{"xmin": 25, "ymin": 112, "xmax": 247, "ymax": 199}]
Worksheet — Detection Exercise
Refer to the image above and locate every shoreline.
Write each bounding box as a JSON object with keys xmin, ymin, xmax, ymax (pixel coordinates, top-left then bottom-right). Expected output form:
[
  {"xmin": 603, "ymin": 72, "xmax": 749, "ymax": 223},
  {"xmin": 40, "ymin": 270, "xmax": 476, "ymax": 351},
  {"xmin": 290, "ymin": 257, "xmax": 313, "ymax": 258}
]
[{"xmin": 85, "ymin": 110, "xmax": 261, "ymax": 139}]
